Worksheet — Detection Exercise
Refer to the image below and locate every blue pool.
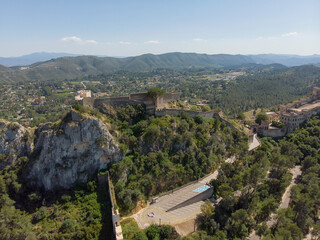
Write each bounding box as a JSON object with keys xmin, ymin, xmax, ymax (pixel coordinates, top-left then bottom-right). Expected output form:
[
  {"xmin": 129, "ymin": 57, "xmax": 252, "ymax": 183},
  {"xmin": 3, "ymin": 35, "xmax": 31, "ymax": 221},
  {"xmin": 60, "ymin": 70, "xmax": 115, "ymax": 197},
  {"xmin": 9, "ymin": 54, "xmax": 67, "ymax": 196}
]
[{"xmin": 193, "ymin": 185, "xmax": 210, "ymax": 193}]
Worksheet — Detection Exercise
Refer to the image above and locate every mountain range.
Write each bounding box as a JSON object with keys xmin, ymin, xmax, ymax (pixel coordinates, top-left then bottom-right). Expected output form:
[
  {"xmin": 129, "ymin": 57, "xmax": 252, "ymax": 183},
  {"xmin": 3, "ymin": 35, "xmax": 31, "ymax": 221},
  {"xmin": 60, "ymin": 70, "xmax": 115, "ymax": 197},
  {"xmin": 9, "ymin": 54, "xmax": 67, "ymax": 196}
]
[
  {"xmin": 0, "ymin": 52, "xmax": 81, "ymax": 67},
  {"xmin": 0, "ymin": 52, "xmax": 319, "ymax": 82},
  {"xmin": 1, "ymin": 52, "xmax": 320, "ymax": 67}
]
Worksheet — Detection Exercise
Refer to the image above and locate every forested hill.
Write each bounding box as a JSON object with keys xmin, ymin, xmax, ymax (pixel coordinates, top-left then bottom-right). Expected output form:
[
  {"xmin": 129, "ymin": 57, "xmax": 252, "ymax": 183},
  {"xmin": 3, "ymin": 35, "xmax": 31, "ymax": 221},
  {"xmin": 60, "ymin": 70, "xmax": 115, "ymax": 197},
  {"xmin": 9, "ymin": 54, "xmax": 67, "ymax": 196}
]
[
  {"xmin": 210, "ymin": 65, "xmax": 320, "ymax": 115},
  {"xmin": 0, "ymin": 53, "xmax": 255, "ymax": 82}
]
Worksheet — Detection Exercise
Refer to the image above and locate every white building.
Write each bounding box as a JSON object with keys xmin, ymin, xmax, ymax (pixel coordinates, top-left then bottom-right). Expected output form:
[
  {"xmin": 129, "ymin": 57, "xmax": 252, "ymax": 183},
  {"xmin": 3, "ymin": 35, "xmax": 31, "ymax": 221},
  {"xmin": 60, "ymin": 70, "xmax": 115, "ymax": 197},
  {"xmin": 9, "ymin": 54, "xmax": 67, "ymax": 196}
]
[{"xmin": 75, "ymin": 90, "xmax": 92, "ymax": 101}]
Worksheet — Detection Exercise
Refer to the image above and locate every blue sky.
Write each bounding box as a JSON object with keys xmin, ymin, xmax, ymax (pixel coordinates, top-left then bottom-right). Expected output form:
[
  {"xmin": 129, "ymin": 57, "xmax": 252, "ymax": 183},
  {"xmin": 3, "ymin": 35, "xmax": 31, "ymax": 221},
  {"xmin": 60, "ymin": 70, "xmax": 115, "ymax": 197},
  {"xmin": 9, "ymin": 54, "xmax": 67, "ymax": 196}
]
[{"xmin": 1, "ymin": 0, "xmax": 319, "ymax": 57}]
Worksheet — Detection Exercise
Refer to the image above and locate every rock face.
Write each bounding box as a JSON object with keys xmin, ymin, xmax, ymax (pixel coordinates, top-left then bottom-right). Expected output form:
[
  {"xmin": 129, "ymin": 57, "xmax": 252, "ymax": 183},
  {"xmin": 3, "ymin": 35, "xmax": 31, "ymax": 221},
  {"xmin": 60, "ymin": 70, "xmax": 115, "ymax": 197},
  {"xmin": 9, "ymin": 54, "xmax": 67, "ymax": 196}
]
[
  {"xmin": 26, "ymin": 112, "xmax": 122, "ymax": 191},
  {"xmin": 0, "ymin": 121, "xmax": 31, "ymax": 170}
]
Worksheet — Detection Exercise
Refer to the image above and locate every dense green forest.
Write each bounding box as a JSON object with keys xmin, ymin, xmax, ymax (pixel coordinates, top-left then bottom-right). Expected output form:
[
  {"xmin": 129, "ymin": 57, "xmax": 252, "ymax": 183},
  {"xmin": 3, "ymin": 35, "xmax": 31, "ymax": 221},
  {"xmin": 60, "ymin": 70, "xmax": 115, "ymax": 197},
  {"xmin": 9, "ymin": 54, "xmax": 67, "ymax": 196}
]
[
  {"xmin": 210, "ymin": 65, "xmax": 320, "ymax": 115},
  {"xmin": 0, "ymin": 157, "xmax": 112, "ymax": 239}
]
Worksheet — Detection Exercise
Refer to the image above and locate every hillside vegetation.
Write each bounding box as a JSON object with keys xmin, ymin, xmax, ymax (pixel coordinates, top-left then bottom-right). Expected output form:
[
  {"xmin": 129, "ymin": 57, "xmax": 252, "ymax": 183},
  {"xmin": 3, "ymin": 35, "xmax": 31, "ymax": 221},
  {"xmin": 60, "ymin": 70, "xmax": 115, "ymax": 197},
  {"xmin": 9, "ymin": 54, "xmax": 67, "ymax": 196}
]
[
  {"xmin": 0, "ymin": 105, "xmax": 247, "ymax": 239},
  {"xmin": 0, "ymin": 53, "xmax": 255, "ymax": 82},
  {"xmin": 103, "ymin": 105, "xmax": 248, "ymax": 213},
  {"xmin": 210, "ymin": 65, "xmax": 320, "ymax": 115}
]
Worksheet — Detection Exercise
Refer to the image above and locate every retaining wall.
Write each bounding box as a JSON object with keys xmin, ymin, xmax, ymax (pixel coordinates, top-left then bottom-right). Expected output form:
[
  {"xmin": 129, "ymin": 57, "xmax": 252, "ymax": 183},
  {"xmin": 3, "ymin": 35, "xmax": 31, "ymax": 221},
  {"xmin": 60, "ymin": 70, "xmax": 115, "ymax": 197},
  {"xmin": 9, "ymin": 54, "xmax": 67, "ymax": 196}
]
[
  {"xmin": 166, "ymin": 187, "xmax": 213, "ymax": 212},
  {"xmin": 98, "ymin": 173, "xmax": 123, "ymax": 240}
]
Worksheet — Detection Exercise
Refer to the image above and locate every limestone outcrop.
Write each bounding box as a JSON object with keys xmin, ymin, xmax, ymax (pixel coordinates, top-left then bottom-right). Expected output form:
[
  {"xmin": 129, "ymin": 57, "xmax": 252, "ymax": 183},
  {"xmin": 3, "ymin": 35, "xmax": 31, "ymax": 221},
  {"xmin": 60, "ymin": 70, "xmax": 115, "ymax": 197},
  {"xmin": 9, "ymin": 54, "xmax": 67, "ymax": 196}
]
[
  {"xmin": 26, "ymin": 111, "xmax": 122, "ymax": 191},
  {"xmin": 0, "ymin": 121, "xmax": 32, "ymax": 170}
]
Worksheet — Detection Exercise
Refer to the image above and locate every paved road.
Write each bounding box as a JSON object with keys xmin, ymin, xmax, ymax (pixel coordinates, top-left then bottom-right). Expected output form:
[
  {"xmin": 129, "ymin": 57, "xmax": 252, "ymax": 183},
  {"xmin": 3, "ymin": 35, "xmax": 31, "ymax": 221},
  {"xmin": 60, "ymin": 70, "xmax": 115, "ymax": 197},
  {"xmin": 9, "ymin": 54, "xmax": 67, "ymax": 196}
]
[
  {"xmin": 249, "ymin": 166, "xmax": 302, "ymax": 239},
  {"xmin": 249, "ymin": 134, "xmax": 261, "ymax": 151},
  {"xmin": 132, "ymin": 157, "xmax": 235, "ymax": 230}
]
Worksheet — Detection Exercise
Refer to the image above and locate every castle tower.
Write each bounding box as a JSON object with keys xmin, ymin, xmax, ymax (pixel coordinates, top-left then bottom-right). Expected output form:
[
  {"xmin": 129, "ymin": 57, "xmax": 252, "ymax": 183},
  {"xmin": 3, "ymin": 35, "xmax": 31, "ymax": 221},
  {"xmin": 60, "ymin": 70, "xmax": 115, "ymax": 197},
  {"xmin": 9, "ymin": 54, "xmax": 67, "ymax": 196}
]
[{"xmin": 312, "ymin": 87, "xmax": 320, "ymax": 101}]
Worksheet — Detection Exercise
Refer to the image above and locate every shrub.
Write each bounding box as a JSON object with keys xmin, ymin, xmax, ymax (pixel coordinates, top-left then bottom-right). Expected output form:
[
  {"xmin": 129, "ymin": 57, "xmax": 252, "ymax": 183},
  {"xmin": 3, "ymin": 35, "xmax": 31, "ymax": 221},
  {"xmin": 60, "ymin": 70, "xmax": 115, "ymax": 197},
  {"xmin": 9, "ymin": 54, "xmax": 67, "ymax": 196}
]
[
  {"xmin": 61, "ymin": 194, "xmax": 72, "ymax": 203},
  {"xmin": 33, "ymin": 206, "xmax": 47, "ymax": 222},
  {"xmin": 28, "ymin": 192, "xmax": 41, "ymax": 202},
  {"xmin": 60, "ymin": 218, "xmax": 76, "ymax": 233},
  {"xmin": 255, "ymin": 112, "xmax": 269, "ymax": 124}
]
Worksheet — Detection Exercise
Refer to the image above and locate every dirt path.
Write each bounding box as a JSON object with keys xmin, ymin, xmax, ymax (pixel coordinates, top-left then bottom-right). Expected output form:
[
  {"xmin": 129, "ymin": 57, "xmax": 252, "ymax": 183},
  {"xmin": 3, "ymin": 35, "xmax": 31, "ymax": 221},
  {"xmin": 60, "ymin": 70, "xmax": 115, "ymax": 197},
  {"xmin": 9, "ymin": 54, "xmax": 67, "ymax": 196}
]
[{"xmin": 249, "ymin": 166, "xmax": 302, "ymax": 239}]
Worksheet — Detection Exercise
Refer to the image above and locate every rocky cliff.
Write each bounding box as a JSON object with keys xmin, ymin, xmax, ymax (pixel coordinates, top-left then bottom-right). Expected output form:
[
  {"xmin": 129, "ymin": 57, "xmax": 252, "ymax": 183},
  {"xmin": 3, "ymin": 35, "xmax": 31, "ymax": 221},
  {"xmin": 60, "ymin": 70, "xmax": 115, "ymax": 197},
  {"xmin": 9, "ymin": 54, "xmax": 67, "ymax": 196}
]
[
  {"xmin": 25, "ymin": 111, "xmax": 122, "ymax": 191},
  {"xmin": 0, "ymin": 121, "xmax": 32, "ymax": 170}
]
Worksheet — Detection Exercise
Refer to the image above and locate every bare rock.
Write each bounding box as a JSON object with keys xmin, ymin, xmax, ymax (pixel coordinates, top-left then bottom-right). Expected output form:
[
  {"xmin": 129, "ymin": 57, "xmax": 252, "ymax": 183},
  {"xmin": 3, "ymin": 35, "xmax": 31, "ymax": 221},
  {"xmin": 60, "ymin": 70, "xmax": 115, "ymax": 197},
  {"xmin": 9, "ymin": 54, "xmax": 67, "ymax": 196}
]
[
  {"xmin": 0, "ymin": 121, "xmax": 32, "ymax": 170},
  {"xmin": 26, "ymin": 114, "xmax": 122, "ymax": 191}
]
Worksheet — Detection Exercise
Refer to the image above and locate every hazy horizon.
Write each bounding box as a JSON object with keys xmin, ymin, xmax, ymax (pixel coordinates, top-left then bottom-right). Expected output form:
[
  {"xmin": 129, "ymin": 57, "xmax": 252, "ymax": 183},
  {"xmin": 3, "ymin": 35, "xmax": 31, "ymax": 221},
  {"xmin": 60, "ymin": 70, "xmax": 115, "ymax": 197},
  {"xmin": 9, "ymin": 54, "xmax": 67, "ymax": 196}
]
[{"xmin": 2, "ymin": 51, "xmax": 320, "ymax": 59}]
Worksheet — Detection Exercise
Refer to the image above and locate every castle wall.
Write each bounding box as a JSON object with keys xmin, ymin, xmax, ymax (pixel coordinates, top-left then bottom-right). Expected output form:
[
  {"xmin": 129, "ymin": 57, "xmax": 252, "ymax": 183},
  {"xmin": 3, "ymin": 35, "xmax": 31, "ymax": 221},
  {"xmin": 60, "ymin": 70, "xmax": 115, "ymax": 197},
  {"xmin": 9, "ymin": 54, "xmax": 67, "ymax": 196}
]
[
  {"xmin": 163, "ymin": 92, "xmax": 180, "ymax": 102},
  {"xmin": 80, "ymin": 92, "xmax": 180, "ymax": 115},
  {"xmin": 312, "ymin": 87, "xmax": 320, "ymax": 101},
  {"xmin": 129, "ymin": 92, "xmax": 180, "ymax": 109},
  {"xmin": 262, "ymin": 127, "xmax": 287, "ymax": 138},
  {"xmin": 82, "ymin": 97, "xmax": 95, "ymax": 107},
  {"xmin": 129, "ymin": 93, "xmax": 150, "ymax": 102},
  {"xmin": 93, "ymin": 97, "xmax": 145, "ymax": 108},
  {"xmin": 98, "ymin": 173, "xmax": 123, "ymax": 240}
]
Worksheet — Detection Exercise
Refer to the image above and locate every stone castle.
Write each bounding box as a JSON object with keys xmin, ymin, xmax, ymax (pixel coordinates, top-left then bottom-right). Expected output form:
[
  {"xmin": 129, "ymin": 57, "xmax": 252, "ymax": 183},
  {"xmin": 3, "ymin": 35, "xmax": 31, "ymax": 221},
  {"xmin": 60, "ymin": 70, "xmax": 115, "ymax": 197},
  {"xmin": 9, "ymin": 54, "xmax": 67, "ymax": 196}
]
[
  {"xmin": 253, "ymin": 87, "xmax": 320, "ymax": 137},
  {"xmin": 77, "ymin": 91, "xmax": 180, "ymax": 113},
  {"xmin": 76, "ymin": 90, "xmax": 236, "ymax": 125}
]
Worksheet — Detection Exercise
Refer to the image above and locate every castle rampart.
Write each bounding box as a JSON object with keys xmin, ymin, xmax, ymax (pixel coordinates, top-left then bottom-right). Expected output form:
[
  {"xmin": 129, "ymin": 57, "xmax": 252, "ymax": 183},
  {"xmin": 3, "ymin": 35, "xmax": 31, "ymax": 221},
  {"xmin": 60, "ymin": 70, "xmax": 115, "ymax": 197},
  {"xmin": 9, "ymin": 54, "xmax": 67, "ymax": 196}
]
[
  {"xmin": 79, "ymin": 91, "xmax": 238, "ymax": 131},
  {"xmin": 80, "ymin": 91, "xmax": 181, "ymax": 114},
  {"xmin": 93, "ymin": 97, "xmax": 145, "ymax": 108}
]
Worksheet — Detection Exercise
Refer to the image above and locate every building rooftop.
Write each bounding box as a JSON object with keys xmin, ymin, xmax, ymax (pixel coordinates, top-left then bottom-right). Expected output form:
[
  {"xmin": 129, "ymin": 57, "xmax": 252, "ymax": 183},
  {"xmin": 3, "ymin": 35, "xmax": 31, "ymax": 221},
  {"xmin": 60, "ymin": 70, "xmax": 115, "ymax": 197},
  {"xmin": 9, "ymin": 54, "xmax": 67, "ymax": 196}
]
[
  {"xmin": 297, "ymin": 101, "xmax": 320, "ymax": 111},
  {"xmin": 282, "ymin": 101, "xmax": 320, "ymax": 116}
]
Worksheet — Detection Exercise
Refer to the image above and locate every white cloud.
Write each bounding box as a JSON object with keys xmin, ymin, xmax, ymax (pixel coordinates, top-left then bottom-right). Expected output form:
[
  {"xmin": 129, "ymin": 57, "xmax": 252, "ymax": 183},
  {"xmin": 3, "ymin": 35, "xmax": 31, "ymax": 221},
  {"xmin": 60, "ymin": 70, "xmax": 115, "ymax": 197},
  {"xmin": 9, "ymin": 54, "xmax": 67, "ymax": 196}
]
[
  {"xmin": 61, "ymin": 36, "xmax": 82, "ymax": 43},
  {"xmin": 193, "ymin": 38, "xmax": 205, "ymax": 42},
  {"xmin": 61, "ymin": 36, "xmax": 97, "ymax": 44},
  {"xmin": 281, "ymin": 32, "xmax": 298, "ymax": 37},
  {"xmin": 144, "ymin": 40, "xmax": 160, "ymax": 44},
  {"xmin": 256, "ymin": 36, "xmax": 263, "ymax": 40},
  {"xmin": 119, "ymin": 41, "xmax": 131, "ymax": 45},
  {"xmin": 85, "ymin": 40, "xmax": 97, "ymax": 44}
]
